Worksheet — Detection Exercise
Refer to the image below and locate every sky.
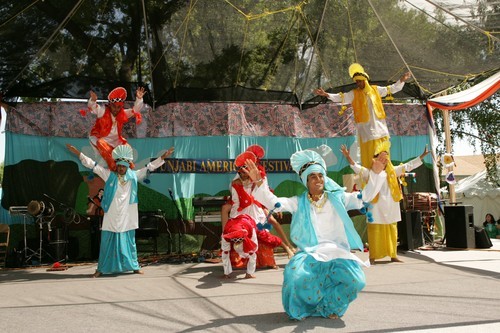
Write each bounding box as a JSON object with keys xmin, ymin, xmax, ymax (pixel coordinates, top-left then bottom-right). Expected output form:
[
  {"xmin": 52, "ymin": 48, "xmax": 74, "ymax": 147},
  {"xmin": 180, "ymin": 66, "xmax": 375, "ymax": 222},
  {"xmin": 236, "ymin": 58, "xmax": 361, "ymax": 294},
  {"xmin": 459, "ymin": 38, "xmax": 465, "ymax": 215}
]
[
  {"xmin": 404, "ymin": 0, "xmax": 480, "ymax": 18},
  {"xmin": 452, "ymin": 136, "xmax": 481, "ymax": 156}
]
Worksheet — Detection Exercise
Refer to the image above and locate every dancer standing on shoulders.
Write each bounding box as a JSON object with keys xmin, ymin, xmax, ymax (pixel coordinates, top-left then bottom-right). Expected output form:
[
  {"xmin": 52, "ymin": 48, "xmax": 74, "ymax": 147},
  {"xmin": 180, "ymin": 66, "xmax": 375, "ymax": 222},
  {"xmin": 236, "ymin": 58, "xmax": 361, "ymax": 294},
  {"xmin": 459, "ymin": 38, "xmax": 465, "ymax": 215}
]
[
  {"xmin": 83, "ymin": 86, "xmax": 146, "ymax": 171},
  {"xmin": 314, "ymin": 64, "xmax": 411, "ymax": 168}
]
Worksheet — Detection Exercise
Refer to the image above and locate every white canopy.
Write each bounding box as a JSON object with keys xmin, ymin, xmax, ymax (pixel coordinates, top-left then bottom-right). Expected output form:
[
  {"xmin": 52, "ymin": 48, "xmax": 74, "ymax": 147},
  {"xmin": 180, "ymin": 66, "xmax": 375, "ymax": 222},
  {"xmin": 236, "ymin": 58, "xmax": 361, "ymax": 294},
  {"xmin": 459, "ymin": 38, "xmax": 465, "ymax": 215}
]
[
  {"xmin": 429, "ymin": 71, "xmax": 500, "ymax": 105},
  {"xmin": 454, "ymin": 169, "xmax": 500, "ymax": 199}
]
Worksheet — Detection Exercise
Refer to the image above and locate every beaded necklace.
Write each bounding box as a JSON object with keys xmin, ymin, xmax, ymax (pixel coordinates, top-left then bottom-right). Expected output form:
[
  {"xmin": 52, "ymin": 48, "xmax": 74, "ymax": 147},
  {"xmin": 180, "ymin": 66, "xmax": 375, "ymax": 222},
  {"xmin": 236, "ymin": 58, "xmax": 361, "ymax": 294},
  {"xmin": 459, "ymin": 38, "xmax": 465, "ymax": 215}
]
[
  {"xmin": 307, "ymin": 192, "xmax": 328, "ymax": 210},
  {"xmin": 117, "ymin": 174, "xmax": 127, "ymax": 186}
]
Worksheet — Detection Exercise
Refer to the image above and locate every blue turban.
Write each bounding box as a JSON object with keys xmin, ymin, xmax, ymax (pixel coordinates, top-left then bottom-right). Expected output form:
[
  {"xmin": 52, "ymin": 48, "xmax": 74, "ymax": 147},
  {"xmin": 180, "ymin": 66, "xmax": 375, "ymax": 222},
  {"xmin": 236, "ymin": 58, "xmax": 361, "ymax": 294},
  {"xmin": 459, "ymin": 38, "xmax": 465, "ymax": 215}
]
[{"xmin": 290, "ymin": 149, "xmax": 343, "ymax": 192}]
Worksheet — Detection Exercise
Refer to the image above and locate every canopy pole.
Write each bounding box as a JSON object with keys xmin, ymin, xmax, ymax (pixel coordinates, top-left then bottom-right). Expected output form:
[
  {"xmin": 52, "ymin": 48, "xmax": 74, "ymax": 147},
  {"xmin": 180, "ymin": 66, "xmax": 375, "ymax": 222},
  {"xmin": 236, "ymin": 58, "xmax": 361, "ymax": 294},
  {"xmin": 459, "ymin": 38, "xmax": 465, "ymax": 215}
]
[
  {"xmin": 442, "ymin": 109, "xmax": 456, "ymax": 204},
  {"xmin": 141, "ymin": 0, "xmax": 155, "ymax": 110}
]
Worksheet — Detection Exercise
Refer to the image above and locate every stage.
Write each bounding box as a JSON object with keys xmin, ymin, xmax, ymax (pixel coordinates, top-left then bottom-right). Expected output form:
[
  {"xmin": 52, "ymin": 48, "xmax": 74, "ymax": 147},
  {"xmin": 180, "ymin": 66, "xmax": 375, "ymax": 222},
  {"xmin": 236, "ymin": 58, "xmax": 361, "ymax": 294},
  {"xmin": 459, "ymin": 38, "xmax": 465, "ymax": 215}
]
[{"xmin": 1, "ymin": 240, "xmax": 499, "ymax": 333}]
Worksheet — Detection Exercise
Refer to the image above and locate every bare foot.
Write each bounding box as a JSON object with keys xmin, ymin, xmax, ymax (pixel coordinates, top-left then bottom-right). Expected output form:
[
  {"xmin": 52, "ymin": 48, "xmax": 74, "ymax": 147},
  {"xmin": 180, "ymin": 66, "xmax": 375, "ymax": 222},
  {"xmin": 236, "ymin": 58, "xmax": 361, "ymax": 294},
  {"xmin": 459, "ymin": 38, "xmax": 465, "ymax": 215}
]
[
  {"xmin": 391, "ymin": 257, "xmax": 403, "ymax": 263},
  {"xmin": 221, "ymin": 274, "xmax": 232, "ymax": 279},
  {"xmin": 328, "ymin": 314, "xmax": 339, "ymax": 320},
  {"xmin": 244, "ymin": 273, "xmax": 256, "ymax": 279},
  {"xmin": 369, "ymin": 259, "xmax": 375, "ymax": 265},
  {"xmin": 92, "ymin": 271, "xmax": 101, "ymax": 278},
  {"xmin": 133, "ymin": 269, "xmax": 144, "ymax": 274},
  {"xmin": 285, "ymin": 248, "xmax": 295, "ymax": 259}
]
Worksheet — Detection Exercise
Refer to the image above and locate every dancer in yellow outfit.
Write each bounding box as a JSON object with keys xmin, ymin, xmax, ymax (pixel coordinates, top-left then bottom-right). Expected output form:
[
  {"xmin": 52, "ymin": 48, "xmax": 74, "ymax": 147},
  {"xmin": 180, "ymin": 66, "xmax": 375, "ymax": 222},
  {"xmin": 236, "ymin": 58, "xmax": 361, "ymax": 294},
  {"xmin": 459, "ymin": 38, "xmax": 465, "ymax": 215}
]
[
  {"xmin": 341, "ymin": 142, "xmax": 429, "ymax": 264},
  {"xmin": 314, "ymin": 63, "xmax": 411, "ymax": 168}
]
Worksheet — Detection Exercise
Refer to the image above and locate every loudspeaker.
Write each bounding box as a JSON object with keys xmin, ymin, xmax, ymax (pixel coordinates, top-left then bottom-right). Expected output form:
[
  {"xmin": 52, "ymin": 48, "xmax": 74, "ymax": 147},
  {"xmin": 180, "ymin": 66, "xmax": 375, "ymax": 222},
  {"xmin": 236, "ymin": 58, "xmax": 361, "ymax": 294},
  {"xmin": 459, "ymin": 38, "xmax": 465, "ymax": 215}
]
[
  {"xmin": 444, "ymin": 205, "xmax": 475, "ymax": 249},
  {"xmin": 88, "ymin": 216, "xmax": 102, "ymax": 259},
  {"xmin": 398, "ymin": 210, "xmax": 424, "ymax": 251},
  {"xmin": 49, "ymin": 228, "xmax": 67, "ymax": 262},
  {"xmin": 474, "ymin": 227, "xmax": 492, "ymax": 249},
  {"xmin": 67, "ymin": 236, "xmax": 79, "ymax": 260}
]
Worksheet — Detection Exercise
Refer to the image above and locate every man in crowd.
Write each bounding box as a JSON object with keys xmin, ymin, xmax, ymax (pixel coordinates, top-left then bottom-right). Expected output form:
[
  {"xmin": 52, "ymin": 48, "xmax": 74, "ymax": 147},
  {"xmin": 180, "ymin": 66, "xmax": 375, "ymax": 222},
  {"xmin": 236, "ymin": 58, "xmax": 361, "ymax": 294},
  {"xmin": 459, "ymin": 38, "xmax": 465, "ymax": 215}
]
[{"xmin": 314, "ymin": 63, "xmax": 411, "ymax": 168}]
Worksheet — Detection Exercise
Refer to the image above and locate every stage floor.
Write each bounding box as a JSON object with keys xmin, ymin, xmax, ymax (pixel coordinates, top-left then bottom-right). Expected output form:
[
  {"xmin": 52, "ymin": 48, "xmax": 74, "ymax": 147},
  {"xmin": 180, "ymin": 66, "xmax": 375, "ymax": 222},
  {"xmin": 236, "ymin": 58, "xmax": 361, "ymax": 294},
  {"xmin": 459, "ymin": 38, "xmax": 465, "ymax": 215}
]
[{"xmin": 1, "ymin": 240, "xmax": 499, "ymax": 333}]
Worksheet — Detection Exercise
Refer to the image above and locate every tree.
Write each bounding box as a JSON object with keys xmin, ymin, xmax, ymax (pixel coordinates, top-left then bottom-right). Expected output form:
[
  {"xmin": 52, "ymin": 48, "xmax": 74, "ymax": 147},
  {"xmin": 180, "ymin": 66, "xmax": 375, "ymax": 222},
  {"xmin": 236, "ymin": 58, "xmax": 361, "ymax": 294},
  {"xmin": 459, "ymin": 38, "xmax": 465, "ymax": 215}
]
[
  {"xmin": 431, "ymin": 0, "xmax": 500, "ymax": 183},
  {"xmin": 1, "ymin": 1, "xmax": 498, "ymax": 103},
  {"xmin": 433, "ymin": 89, "xmax": 499, "ymax": 183},
  {"xmin": 1, "ymin": 1, "xmax": 498, "ymax": 184}
]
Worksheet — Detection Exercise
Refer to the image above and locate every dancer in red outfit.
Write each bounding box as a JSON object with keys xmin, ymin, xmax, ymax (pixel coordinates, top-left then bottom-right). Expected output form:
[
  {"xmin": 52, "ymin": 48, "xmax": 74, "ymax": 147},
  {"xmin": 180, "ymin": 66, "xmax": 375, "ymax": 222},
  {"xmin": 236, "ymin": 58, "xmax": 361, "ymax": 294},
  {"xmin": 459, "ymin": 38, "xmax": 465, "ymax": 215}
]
[
  {"xmin": 220, "ymin": 146, "xmax": 294, "ymax": 272},
  {"xmin": 221, "ymin": 214, "xmax": 284, "ymax": 279},
  {"xmin": 221, "ymin": 214, "xmax": 259, "ymax": 279},
  {"xmin": 84, "ymin": 86, "xmax": 145, "ymax": 170},
  {"xmin": 221, "ymin": 145, "xmax": 295, "ymax": 254}
]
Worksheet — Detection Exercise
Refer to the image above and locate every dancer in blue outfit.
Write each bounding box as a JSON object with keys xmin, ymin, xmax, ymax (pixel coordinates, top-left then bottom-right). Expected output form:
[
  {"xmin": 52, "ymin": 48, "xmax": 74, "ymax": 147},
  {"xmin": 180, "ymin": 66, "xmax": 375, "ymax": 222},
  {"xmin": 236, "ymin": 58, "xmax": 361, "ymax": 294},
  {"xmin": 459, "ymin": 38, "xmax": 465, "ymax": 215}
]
[
  {"xmin": 67, "ymin": 143, "xmax": 174, "ymax": 277},
  {"xmin": 243, "ymin": 148, "xmax": 387, "ymax": 320}
]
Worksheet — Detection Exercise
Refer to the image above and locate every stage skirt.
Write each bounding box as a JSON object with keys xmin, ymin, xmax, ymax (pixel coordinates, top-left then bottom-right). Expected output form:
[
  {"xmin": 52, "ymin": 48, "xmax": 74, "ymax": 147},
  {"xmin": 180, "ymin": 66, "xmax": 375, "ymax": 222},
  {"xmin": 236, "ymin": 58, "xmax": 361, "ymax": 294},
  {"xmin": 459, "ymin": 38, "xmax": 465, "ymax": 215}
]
[
  {"xmin": 282, "ymin": 253, "xmax": 365, "ymax": 320},
  {"xmin": 97, "ymin": 230, "xmax": 141, "ymax": 274}
]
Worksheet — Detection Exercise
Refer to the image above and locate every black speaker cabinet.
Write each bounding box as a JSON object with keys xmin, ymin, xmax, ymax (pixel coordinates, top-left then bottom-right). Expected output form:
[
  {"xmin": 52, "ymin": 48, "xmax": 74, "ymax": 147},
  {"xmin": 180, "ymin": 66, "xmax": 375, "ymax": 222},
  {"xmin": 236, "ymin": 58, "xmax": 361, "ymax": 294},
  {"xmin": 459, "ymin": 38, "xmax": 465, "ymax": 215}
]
[
  {"xmin": 474, "ymin": 227, "xmax": 492, "ymax": 249},
  {"xmin": 88, "ymin": 216, "xmax": 102, "ymax": 259},
  {"xmin": 444, "ymin": 205, "xmax": 476, "ymax": 249},
  {"xmin": 398, "ymin": 210, "xmax": 424, "ymax": 251}
]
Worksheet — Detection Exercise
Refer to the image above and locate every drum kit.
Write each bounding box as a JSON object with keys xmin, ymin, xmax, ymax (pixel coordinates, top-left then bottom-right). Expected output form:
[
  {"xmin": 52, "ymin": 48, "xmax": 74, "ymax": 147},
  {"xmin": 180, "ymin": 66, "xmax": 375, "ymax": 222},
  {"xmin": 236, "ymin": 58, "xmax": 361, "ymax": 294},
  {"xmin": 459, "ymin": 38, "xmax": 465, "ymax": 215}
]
[{"xmin": 9, "ymin": 200, "xmax": 57, "ymax": 265}]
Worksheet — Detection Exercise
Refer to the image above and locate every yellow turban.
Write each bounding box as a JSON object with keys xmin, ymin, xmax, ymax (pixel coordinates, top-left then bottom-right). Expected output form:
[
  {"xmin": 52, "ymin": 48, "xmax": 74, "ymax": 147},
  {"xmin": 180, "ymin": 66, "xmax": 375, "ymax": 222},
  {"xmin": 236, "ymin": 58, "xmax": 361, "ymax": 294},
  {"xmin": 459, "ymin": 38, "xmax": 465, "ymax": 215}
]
[
  {"xmin": 374, "ymin": 140, "xmax": 391, "ymax": 156},
  {"xmin": 349, "ymin": 63, "xmax": 369, "ymax": 82},
  {"xmin": 372, "ymin": 140, "xmax": 403, "ymax": 203}
]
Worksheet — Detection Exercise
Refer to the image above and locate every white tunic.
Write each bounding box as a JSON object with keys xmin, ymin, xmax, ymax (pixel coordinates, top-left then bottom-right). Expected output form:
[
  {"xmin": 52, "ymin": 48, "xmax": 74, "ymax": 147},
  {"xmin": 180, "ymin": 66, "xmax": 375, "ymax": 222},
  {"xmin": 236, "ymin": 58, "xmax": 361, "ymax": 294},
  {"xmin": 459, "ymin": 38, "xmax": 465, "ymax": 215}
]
[
  {"xmin": 253, "ymin": 170, "xmax": 386, "ymax": 265},
  {"xmin": 229, "ymin": 178, "xmax": 268, "ymax": 224},
  {"xmin": 351, "ymin": 157, "xmax": 423, "ymax": 224},
  {"xmin": 79, "ymin": 152, "xmax": 165, "ymax": 232},
  {"xmin": 325, "ymin": 80, "xmax": 405, "ymax": 143}
]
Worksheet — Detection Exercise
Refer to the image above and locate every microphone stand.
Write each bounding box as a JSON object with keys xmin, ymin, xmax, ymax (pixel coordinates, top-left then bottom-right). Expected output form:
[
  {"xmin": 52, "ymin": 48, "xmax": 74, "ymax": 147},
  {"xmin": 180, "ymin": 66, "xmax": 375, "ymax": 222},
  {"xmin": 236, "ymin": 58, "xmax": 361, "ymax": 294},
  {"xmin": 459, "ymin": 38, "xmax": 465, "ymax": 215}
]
[
  {"xmin": 43, "ymin": 194, "xmax": 70, "ymax": 263},
  {"xmin": 156, "ymin": 209, "xmax": 172, "ymax": 254},
  {"xmin": 168, "ymin": 189, "xmax": 185, "ymax": 254}
]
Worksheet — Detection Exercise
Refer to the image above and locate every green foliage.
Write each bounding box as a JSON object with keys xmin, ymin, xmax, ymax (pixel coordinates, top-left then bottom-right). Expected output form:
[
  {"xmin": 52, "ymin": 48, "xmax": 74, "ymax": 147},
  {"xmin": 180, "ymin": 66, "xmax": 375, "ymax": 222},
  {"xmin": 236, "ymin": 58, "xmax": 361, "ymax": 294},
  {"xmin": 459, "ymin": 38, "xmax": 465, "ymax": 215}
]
[
  {"xmin": 2, "ymin": 1, "xmax": 498, "ymax": 102},
  {"xmin": 467, "ymin": 94, "xmax": 499, "ymax": 183}
]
